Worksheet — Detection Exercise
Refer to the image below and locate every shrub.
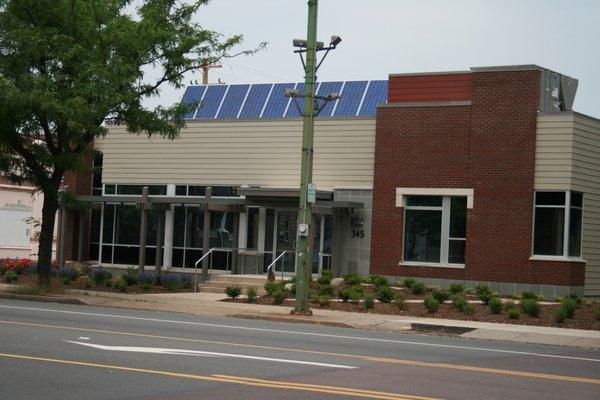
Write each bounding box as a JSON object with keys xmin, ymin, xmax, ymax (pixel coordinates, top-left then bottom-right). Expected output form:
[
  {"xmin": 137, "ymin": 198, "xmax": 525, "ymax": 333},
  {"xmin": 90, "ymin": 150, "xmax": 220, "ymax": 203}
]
[
  {"xmin": 521, "ymin": 291, "xmax": 540, "ymax": 301},
  {"xmin": 424, "ymin": 295, "xmax": 440, "ymax": 313},
  {"xmin": 161, "ymin": 273, "xmax": 184, "ymax": 291},
  {"xmin": 504, "ymin": 300, "xmax": 517, "ymax": 311},
  {"xmin": 554, "ymin": 306, "xmax": 568, "ymax": 323},
  {"xmin": 449, "ymin": 282, "xmax": 466, "ymax": 294},
  {"xmin": 112, "ymin": 276, "xmax": 128, "ymax": 293},
  {"xmin": 452, "ymin": 294, "xmax": 468, "ymax": 312},
  {"xmin": 264, "ymin": 280, "xmax": 281, "ymax": 296},
  {"xmin": 432, "ymin": 289, "xmax": 449, "ymax": 304},
  {"xmin": 411, "ymin": 281, "xmax": 425, "ymax": 294},
  {"xmin": 338, "ymin": 288, "xmax": 351, "ymax": 302},
  {"xmin": 369, "ymin": 275, "xmax": 389, "ymax": 288},
  {"xmin": 565, "ymin": 294, "xmax": 583, "ymax": 305},
  {"xmin": 403, "ymin": 278, "xmax": 417, "ymax": 289},
  {"xmin": 463, "ymin": 302, "xmax": 476, "ymax": 314},
  {"xmin": 317, "ymin": 269, "xmax": 333, "ymax": 285},
  {"xmin": 377, "ymin": 286, "xmax": 395, "ymax": 303},
  {"xmin": 272, "ymin": 289, "xmax": 286, "ymax": 304},
  {"xmin": 521, "ymin": 299, "xmax": 541, "ymax": 317},
  {"xmin": 317, "ymin": 295, "xmax": 331, "ymax": 306},
  {"xmin": 475, "ymin": 283, "xmax": 494, "ymax": 305},
  {"xmin": 225, "ymin": 285, "xmax": 242, "ymax": 299},
  {"xmin": 363, "ymin": 295, "xmax": 375, "ymax": 309},
  {"xmin": 343, "ymin": 272, "xmax": 363, "ymax": 286},
  {"xmin": 139, "ymin": 282, "xmax": 152, "ymax": 292},
  {"xmin": 488, "ymin": 297, "xmax": 503, "ymax": 314},
  {"xmin": 58, "ymin": 267, "xmax": 78, "ymax": 282},
  {"xmin": 3, "ymin": 270, "xmax": 18, "ymax": 283},
  {"xmin": 560, "ymin": 297, "xmax": 578, "ymax": 318},
  {"xmin": 7, "ymin": 285, "xmax": 46, "ymax": 295},
  {"xmin": 246, "ymin": 287, "xmax": 257, "ymax": 303},
  {"xmin": 318, "ymin": 284, "xmax": 335, "ymax": 297},
  {"xmin": 508, "ymin": 308, "xmax": 521, "ymax": 319},
  {"xmin": 138, "ymin": 271, "xmax": 157, "ymax": 286},
  {"xmin": 122, "ymin": 267, "xmax": 139, "ymax": 286},
  {"xmin": 594, "ymin": 305, "xmax": 600, "ymax": 321},
  {"xmin": 77, "ymin": 275, "xmax": 93, "ymax": 288},
  {"xmin": 392, "ymin": 293, "xmax": 405, "ymax": 310},
  {"xmin": 93, "ymin": 269, "xmax": 112, "ymax": 285}
]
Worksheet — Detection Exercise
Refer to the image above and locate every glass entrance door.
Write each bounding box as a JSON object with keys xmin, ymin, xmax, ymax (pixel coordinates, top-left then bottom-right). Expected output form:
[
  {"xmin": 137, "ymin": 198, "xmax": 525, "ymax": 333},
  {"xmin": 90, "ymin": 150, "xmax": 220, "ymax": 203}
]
[{"xmin": 275, "ymin": 210, "xmax": 297, "ymax": 274}]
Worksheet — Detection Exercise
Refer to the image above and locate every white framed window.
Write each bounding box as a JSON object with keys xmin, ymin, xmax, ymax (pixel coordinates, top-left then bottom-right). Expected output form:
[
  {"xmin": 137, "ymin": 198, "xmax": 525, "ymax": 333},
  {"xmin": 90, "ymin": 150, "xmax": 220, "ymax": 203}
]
[
  {"xmin": 403, "ymin": 195, "xmax": 467, "ymax": 266},
  {"xmin": 533, "ymin": 191, "xmax": 583, "ymax": 259}
]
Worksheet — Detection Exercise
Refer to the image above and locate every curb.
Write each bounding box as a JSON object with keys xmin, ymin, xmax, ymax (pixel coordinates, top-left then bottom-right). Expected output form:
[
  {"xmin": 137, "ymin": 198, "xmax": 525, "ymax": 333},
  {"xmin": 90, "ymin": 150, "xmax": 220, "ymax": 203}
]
[
  {"xmin": 410, "ymin": 323, "xmax": 477, "ymax": 335},
  {"xmin": 0, "ymin": 292, "xmax": 86, "ymax": 305},
  {"xmin": 226, "ymin": 313, "xmax": 358, "ymax": 329}
]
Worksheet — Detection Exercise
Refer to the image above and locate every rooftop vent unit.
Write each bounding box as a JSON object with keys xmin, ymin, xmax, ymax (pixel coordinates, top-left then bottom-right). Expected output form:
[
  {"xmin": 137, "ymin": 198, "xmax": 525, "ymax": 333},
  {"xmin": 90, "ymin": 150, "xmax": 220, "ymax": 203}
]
[{"xmin": 540, "ymin": 69, "xmax": 578, "ymax": 112}]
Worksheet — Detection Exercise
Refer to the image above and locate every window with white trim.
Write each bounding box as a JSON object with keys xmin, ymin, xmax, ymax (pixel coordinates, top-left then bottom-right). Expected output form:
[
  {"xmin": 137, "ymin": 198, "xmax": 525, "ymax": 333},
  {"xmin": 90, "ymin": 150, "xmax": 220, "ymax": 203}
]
[
  {"xmin": 403, "ymin": 196, "xmax": 467, "ymax": 265},
  {"xmin": 533, "ymin": 191, "xmax": 583, "ymax": 258}
]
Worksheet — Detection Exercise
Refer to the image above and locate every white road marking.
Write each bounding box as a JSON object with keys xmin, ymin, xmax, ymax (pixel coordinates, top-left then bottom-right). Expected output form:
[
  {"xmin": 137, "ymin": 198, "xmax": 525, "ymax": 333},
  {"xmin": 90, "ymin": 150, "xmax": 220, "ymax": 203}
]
[
  {"xmin": 66, "ymin": 341, "xmax": 357, "ymax": 369},
  {"xmin": 1, "ymin": 304, "xmax": 599, "ymax": 363}
]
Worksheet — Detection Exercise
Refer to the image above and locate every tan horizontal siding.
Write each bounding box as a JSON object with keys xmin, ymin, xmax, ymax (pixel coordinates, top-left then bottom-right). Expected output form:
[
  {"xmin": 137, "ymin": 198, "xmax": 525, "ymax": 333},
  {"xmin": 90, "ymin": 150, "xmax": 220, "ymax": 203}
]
[
  {"xmin": 534, "ymin": 114, "xmax": 574, "ymax": 190},
  {"xmin": 96, "ymin": 118, "xmax": 375, "ymax": 190}
]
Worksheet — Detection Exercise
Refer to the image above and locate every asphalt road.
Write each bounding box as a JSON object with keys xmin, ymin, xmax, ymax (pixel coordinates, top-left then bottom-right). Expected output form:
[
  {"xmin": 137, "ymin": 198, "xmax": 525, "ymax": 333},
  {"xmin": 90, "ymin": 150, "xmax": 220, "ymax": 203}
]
[{"xmin": 0, "ymin": 299, "xmax": 599, "ymax": 400}]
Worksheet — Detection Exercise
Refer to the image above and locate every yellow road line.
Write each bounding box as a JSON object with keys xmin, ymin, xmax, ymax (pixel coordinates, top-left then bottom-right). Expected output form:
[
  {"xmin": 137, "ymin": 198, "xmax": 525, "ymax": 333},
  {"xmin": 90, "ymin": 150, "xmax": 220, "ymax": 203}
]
[
  {"xmin": 1, "ymin": 319, "xmax": 598, "ymax": 385},
  {"xmin": 214, "ymin": 375, "xmax": 437, "ymax": 400},
  {"xmin": 0, "ymin": 352, "xmax": 435, "ymax": 400}
]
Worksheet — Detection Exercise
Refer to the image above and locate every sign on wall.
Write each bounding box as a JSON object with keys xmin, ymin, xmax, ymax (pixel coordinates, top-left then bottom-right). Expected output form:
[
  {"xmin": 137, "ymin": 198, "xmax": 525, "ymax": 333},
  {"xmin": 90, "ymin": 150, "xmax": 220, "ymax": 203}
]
[{"xmin": 0, "ymin": 198, "xmax": 32, "ymax": 248}]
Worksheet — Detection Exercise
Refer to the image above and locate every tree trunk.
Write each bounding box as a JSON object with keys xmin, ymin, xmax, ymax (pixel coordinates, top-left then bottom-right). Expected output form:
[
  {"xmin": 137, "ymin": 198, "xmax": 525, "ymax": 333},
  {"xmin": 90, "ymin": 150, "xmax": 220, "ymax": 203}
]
[{"xmin": 37, "ymin": 187, "xmax": 59, "ymax": 286}]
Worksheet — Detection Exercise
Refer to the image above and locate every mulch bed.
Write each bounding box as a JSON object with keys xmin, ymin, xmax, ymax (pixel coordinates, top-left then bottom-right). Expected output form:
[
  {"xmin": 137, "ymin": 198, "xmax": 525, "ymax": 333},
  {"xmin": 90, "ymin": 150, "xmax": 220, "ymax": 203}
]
[{"xmin": 223, "ymin": 295, "xmax": 600, "ymax": 331}]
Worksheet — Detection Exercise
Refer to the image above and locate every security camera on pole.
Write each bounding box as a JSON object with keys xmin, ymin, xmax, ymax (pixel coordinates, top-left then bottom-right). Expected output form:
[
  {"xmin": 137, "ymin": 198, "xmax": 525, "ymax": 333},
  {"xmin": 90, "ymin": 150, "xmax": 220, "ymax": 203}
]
[{"xmin": 287, "ymin": 0, "xmax": 341, "ymax": 315}]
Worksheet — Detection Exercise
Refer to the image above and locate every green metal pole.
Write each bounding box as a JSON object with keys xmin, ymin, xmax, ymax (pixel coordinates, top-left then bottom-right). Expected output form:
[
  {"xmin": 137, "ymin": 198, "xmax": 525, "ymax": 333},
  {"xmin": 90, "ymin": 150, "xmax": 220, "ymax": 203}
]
[{"xmin": 293, "ymin": 0, "xmax": 318, "ymax": 315}]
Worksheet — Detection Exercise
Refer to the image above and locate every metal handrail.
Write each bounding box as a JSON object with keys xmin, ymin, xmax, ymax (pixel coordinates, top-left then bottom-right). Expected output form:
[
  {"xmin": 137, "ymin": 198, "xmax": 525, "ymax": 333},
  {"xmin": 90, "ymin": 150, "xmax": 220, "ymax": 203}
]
[
  {"xmin": 194, "ymin": 248, "xmax": 215, "ymax": 292},
  {"xmin": 266, "ymin": 251, "xmax": 289, "ymax": 280}
]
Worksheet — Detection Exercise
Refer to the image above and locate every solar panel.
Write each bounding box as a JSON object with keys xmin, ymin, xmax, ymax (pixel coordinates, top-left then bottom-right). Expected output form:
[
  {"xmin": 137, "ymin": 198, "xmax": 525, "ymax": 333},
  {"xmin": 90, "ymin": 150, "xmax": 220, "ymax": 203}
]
[
  {"xmin": 239, "ymin": 84, "xmax": 272, "ymax": 118},
  {"xmin": 216, "ymin": 84, "xmax": 250, "ymax": 119},
  {"xmin": 358, "ymin": 80, "xmax": 388, "ymax": 116},
  {"xmin": 181, "ymin": 86, "xmax": 206, "ymax": 119},
  {"xmin": 285, "ymin": 82, "xmax": 322, "ymax": 117},
  {"xmin": 334, "ymin": 81, "xmax": 368, "ymax": 117},
  {"xmin": 262, "ymin": 83, "xmax": 294, "ymax": 118},
  {"xmin": 315, "ymin": 81, "xmax": 343, "ymax": 117},
  {"xmin": 194, "ymin": 85, "xmax": 227, "ymax": 119}
]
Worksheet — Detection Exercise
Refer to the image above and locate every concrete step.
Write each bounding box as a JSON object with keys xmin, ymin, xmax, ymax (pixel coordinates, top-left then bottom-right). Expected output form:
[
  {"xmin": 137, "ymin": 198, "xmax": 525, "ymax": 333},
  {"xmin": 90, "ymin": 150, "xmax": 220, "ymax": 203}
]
[{"xmin": 208, "ymin": 274, "xmax": 270, "ymax": 284}]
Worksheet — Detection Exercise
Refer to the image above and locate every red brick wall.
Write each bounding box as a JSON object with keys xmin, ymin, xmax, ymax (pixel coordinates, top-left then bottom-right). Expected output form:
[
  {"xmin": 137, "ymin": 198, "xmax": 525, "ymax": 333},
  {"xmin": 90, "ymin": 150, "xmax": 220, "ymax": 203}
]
[
  {"xmin": 371, "ymin": 70, "xmax": 585, "ymax": 287},
  {"xmin": 388, "ymin": 73, "xmax": 473, "ymax": 103}
]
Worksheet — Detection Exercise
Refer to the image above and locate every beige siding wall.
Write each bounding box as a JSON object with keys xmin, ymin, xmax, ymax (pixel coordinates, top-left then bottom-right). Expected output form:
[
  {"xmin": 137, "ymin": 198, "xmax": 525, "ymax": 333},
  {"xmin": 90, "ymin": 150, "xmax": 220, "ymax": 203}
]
[
  {"xmin": 535, "ymin": 113, "xmax": 600, "ymax": 296},
  {"xmin": 96, "ymin": 118, "xmax": 375, "ymax": 191},
  {"xmin": 572, "ymin": 114, "xmax": 600, "ymax": 296}
]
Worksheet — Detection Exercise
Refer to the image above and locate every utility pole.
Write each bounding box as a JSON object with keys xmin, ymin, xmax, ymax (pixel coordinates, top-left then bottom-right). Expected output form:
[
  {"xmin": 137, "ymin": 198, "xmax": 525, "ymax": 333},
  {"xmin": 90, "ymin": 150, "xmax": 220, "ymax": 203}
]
[
  {"xmin": 293, "ymin": 0, "xmax": 319, "ymax": 315},
  {"xmin": 202, "ymin": 64, "xmax": 222, "ymax": 84}
]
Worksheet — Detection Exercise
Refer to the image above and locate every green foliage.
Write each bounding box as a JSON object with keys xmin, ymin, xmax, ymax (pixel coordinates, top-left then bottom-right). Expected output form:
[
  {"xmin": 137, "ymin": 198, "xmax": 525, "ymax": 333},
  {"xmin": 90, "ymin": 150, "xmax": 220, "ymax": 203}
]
[
  {"xmin": 403, "ymin": 278, "xmax": 417, "ymax": 289},
  {"xmin": 93, "ymin": 269, "xmax": 112, "ymax": 285},
  {"xmin": 343, "ymin": 272, "xmax": 363, "ymax": 286},
  {"xmin": 369, "ymin": 275, "xmax": 389, "ymax": 288},
  {"xmin": 452, "ymin": 294, "xmax": 468, "ymax": 312},
  {"xmin": 594, "ymin": 304, "xmax": 600, "ymax": 321},
  {"xmin": 264, "ymin": 281, "xmax": 281, "ymax": 296},
  {"xmin": 246, "ymin": 287, "xmax": 257, "ymax": 303},
  {"xmin": 521, "ymin": 291, "xmax": 540, "ymax": 301},
  {"xmin": 112, "ymin": 276, "xmax": 128, "ymax": 293},
  {"xmin": 272, "ymin": 289, "xmax": 286, "ymax": 304},
  {"xmin": 339, "ymin": 284, "xmax": 364, "ymax": 303},
  {"xmin": 363, "ymin": 295, "xmax": 375, "ymax": 309},
  {"xmin": 488, "ymin": 297, "xmax": 503, "ymax": 314},
  {"xmin": 139, "ymin": 282, "xmax": 152, "ymax": 292},
  {"xmin": 565, "ymin": 294, "xmax": 583, "ymax": 305},
  {"xmin": 317, "ymin": 295, "xmax": 332, "ymax": 306},
  {"xmin": 317, "ymin": 269, "xmax": 333, "ymax": 285},
  {"xmin": 77, "ymin": 275, "xmax": 93, "ymax": 288},
  {"xmin": 521, "ymin": 299, "xmax": 541, "ymax": 317},
  {"xmin": 508, "ymin": 308, "xmax": 521, "ymax": 319},
  {"xmin": 410, "ymin": 281, "xmax": 425, "ymax": 294},
  {"xmin": 394, "ymin": 293, "xmax": 406, "ymax": 309},
  {"xmin": 123, "ymin": 267, "xmax": 139, "ymax": 286},
  {"xmin": 505, "ymin": 300, "xmax": 517, "ymax": 311},
  {"xmin": 317, "ymin": 284, "xmax": 335, "ymax": 297},
  {"xmin": 432, "ymin": 289, "xmax": 449, "ymax": 304},
  {"xmin": 423, "ymin": 295, "xmax": 440, "ymax": 313},
  {"xmin": 225, "ymin": 285, "xmax": 242, "ymax": 299},
  {"xmin": 7, "ymin": 285, "xmax": 46, "ymax": 295},
  {"xmin": 475, "ymin": 283, "xmax": 494, "ymax": 305},
  {"xmin": 554, "ymin": 306, "xmax": 568, "ymax": 323},
  {"xmin": 449, "ymin": 282, "xmax": 466, "ymax": 294},
  {"xmin": 463, "ymin": 302, "xmax": 476, "ymax": 314},
  {"xmin": 3, "ymin": 270, "xmax": 18, "ymax": 283},
  {"xmin": 376, "ymin": 286, "xmax": 395, "ymax": 303},
  {"xmin": 560, "ymin": 297, "xmax": 578, "ymax": 319}
]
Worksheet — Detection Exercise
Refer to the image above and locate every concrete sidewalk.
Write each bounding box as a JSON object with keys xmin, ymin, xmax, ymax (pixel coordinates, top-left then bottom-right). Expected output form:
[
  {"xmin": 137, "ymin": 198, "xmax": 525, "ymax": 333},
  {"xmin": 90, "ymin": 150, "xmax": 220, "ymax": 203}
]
[{"xmin": 2, "ymin": 286, "xmax": 599, "ymax": 349}]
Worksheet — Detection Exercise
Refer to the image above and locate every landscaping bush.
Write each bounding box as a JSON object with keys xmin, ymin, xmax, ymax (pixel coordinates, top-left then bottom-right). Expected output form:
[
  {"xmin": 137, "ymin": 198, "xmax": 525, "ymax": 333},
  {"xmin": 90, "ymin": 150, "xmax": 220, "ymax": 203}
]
[
  {"xmin": 3, "ymin": 270, "xmax": 18, "ymax": 283},
  {"xmin": 347, "ymin": 286, "xmax": 364, "ymax": 303},
  {"xmin": 475, "ymin": 283, "xmax": 494, "ymax": 305},
  {"xmin": 317, "ymin": 295, "xmax": 332, "ymax": 306},
  {"xmin": 93, "ymin": 269, "xmax": 112, "ymax": 285},
  {"xmin": 318, "ymin": 284, "xmax": 335, "ymax": 297},
  {"xmin": 369, "ymin": 274, "xmax": 389, "ymax": 288},
  {"xmin": 138, "ymin": 271, "xmax": 157, "ymax": 286},
  {"xmin": 560, "ymin": 297, "xmax": 578, "ymax": 318},
  {"xmin": 343, "ymin": 272, "xmax": 363, "ymax": 286},
  {"xmin": 410, "ymin": 281, "xmax": 425, "ymax": 294},
  {"xmin": 424, "ymin": 295, "xmax": 440, "ymax": 313},
  {"xmin": 394, "ymin": 293, "xmax": 406, "ymax": 309},
  {"xmin": 161, "ymin": 273, "xmax": 185, "ymax": 291},
  {"xmin": 338, "ymin": 288, "xmax": 351, "ymax": 302},
  {"xmin": 565, "ymin": 294, "xmax": 583, "ymax": 305},
  {"xmin": 508, "ymin": 308, "xmax": 521, "ymax": 319},
  {"xmin": 246, "ymin": 287, "xmax": 257, "ymax": 303},
  {"xmin": 112, "ymin": 276, "xmax": 128, "ymax": 293},
  {"xmin": 488, "ymin": 297, "xmax": 503, "ymax": 314},
  {"xmin": 272, "ymin": 289, "xmax": 286, "ymax": 304},
  {"xmin": 521, "ymin": 291, "xmax": 539, "ymax": 300},
  {"xmin": 264, "ymin": 280, "xmax": 282, "ymax": 296},
  {"xmin": 58, "ymin": 266, "xmax": 78, "ymax": 283},
  {"xmin": 449, "ymin": 282, "xmax": 466, "ymax": 294},
  {"xmin": 403, "ymin": 278, "xmax": 417, "ymax": 289},
  {"xmin": 122, "ymin": 267, "xmax": 139, "ymax": 286},
  {"xmin": 504, "ymin": 300, "xmax": 517, "ymax": 311},
  {"xmin": 7, "ymin": 285, "xmax": 46, "ymax": 295},
  {"xmin": 139, "ymin": 282, "xmax": 152, "ymax": 292},
  {"xmin": 432, "ymin": 289, "xmax": 450, "ymax": 304},
  {"xmin": 377, "ymin": 286, "xmax": 395, "ymax": 303},
  {"xmin": 595, "ymin": 304, "xmax": 600, "ymax": 321},
  {"xmin": 451, "ymin": 294, "xmax": 468, "ymax": 312},
  {"xmin": 521, "ymin": 299, "xmax": 541, "ymax": 317},
  {"xmin": 317, "ymin": 269, "xmax": 333, "ymax": 285},
  {"xmin": 225, "ymin": 285, "xmax": 242, "ymax": 299},
  {"xmin": 77, "ymin": 275, "xmax": 93, "ymax": 289},
  {"xmin": 554, "ymin": 306, "xmax": 568, "ymax": 323},
  {"xmin": 363, "ymin": 295, "xmax": 375, "ymax": 309}
]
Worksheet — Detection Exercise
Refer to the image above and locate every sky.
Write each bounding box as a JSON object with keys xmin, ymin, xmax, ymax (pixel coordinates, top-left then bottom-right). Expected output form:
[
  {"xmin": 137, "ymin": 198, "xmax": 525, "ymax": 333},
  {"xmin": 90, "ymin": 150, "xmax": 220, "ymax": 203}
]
[{"xmin": 144, "ymin": 0, "xmax": 600, "ymax": 117}]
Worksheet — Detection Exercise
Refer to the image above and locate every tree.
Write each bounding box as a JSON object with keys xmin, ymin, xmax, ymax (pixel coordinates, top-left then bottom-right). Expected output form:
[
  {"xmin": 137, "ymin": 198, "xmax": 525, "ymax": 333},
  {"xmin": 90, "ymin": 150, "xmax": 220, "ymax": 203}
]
[{"xmin": 0, "ymin": 0, "xmax": 262, "ymax": 285}]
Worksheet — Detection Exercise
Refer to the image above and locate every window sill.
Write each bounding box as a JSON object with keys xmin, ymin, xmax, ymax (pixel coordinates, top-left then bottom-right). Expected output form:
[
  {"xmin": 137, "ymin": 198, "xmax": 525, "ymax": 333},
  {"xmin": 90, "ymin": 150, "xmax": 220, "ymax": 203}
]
[
  {"xmin": 529, "ymin": 256, "xmax": 585, "ymax": 263},
  {"xmin": 399, "ymin": 262, "xmax": 465, "ymax": 269}
]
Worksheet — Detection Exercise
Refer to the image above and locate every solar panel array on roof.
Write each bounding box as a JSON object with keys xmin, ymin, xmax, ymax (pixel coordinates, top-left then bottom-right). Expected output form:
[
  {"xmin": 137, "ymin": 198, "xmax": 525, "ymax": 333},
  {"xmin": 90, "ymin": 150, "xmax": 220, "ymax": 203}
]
[{"xmin": 180, "ymin": 80, "xmax": 387, "ymax": 120}]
